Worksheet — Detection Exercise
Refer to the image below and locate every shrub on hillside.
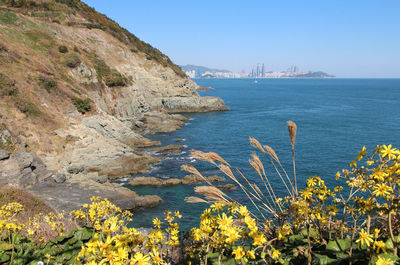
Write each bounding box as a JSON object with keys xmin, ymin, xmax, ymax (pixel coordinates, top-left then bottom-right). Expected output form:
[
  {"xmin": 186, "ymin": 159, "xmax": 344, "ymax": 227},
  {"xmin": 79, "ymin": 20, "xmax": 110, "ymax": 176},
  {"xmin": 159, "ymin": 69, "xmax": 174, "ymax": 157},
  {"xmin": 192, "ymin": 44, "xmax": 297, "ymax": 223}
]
[
  {"xmin": 0, "ymin": 72, "xmax": 17, "ymax": 97},
  {"xmin": 38, "ymin": 75, "xmax": 57, "ymax": 92},
  {"xmin": 58, "ymin": 45, "xmax": 68, "ymax": 53},
  {"xmin": 63, "ymin": 53, "xmax": 81, "ymax": 68},
  {"xmin": 104, "ymin": 71, "xmax": 127, "ymax": 87},
  {"xmin": 14, "ymin": 98, "xmax": 41, "ymax": 116},
  {"xmin": 72, "ymin": 97, "xmax": 91, "ymax": 114}
]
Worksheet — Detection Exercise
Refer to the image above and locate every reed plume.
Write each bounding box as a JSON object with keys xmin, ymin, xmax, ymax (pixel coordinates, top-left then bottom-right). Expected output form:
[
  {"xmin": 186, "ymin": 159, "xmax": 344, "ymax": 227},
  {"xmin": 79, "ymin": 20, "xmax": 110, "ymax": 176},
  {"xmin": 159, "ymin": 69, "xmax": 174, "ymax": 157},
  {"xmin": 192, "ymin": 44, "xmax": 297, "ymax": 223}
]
[
  {"xmin": 185, "ymin": 196, "xmax": 210, "ymax": 204},
  {"xmin": 194, "ymin": 186, "xmax": 229, "ymax": 202},
  {"xmin": 287, "ymin": 120, "xmax": 298, "ymax": 194}
]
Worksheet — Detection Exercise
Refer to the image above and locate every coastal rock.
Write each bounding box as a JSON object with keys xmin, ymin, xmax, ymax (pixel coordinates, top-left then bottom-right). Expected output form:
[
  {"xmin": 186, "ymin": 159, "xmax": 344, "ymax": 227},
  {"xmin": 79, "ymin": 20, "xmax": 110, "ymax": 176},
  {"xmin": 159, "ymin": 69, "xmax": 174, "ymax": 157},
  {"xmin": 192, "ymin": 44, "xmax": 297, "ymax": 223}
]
[
  {"xmin": 128, "ymin": 175, "xmax": 226, "ymax": 187},
  {"xmin": 159, "ymin": 96, "xmax": 229, "ymax": 113},
  {"xmin": 67, "ymin": 165, "xmax": 84, "ymax": 174},
  {"xmin": 13, "ymin": 151, "xmax": 34, "ymax": 170},
  {"xmin": 141, "ymin": 111, "xmax": 187, "ymax": 134},
  {"xmin": 0, "ymin": 151, "xmax": 54, "ymax": 187},
  {"xmin": 217, "ymin": 184, "xmax": 237, "ymax": 190},
  {"xmin": 181, "ymin": 174, "xmax": 225, "ymax": 185},
  {"xmin": 0, "ymin": 149, "xmax": 9, "ymax": 160},
  {"xmin": 163, "ymin": 178, "xmax": 182, "ymax": 185},
  {"xmin": 27, "ymin": 180, "xmax": 162, "ymax": 212},
  {"xmin": 147, "ymin": 144, "xmax": 185, "ymax": 156},
  {"xmin": 129, "ymin": 176, "xmax": 164, "ymax": 186},
  {"xmin": 52, "ymin": 173, "xmax": 67, "ymax": 183},
  {"xmin": 82, "ymin": 115, "xmax": 158, "ymax": 147},
  {"xmin": 48, "ymin": 115, "xmax": 160, "ymax": 178}
]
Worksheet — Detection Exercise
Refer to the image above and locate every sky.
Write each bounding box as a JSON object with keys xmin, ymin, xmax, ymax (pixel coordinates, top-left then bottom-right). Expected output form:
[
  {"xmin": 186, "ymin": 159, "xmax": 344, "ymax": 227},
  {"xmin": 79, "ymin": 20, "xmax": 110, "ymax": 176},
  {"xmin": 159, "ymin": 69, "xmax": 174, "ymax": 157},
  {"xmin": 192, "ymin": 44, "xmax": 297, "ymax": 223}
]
[{"xmin": 82, "ymin": 0, "xmax": 400, "ymax": 78}]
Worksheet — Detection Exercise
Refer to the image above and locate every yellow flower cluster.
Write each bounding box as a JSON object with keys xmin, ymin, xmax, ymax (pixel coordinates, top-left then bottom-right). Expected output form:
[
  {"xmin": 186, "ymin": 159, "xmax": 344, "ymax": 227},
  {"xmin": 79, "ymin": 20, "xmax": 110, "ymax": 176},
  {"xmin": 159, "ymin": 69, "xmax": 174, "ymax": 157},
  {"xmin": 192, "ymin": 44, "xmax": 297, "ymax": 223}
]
[
  {"xmin": 76, "ymin": 197, "xmax": 182, "ymax": 264},
  {"xmin": 188, "ymin": 202, "xmax": 271, "ymax": 263}
]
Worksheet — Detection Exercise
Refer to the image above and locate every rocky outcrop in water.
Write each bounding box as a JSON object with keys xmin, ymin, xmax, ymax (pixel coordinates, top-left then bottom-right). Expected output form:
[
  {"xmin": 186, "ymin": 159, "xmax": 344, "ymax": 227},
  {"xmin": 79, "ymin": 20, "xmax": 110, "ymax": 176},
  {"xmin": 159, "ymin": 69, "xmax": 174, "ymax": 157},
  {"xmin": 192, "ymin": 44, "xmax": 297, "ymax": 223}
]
[{"xmin": 128, "ymin": 175, "xmax": 226, "ymax": 187}]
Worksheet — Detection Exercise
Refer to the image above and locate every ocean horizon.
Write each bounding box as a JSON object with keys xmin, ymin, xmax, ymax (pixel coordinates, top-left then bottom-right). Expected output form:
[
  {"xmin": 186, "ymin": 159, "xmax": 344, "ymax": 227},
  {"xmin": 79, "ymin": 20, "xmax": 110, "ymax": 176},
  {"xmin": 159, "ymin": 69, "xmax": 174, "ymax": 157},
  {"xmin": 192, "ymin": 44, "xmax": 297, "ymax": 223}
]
[{"xmin": 129, "ymin": 78, "xmax": 400, "ymax": 230}]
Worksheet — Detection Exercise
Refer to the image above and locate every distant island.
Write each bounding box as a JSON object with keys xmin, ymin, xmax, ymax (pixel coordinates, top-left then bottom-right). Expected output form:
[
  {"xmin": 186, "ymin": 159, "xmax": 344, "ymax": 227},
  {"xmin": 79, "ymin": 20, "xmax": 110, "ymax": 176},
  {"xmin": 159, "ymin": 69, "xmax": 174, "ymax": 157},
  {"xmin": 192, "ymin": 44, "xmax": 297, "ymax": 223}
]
[{"xmin": 180, "ymin": 64, "xmax": 335, "ymax": 79}]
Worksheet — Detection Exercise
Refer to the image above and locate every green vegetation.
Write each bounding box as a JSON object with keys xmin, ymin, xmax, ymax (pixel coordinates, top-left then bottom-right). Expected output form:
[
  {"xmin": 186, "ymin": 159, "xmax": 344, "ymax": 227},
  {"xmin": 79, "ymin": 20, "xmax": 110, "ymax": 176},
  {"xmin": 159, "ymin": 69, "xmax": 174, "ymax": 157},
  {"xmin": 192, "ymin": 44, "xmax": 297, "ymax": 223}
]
[
  {"xmin": 62, "ymin": 53, "xmax": 81, "ymax": 68},
  {"xmin": 37, "ymin": 76, "xmax": 57, "ymax": 93},
  {"xmin": 91, "ymin": 55, "xmax": 127, "ymax": 87},
  {"xmin": 58, "ymin": 45, "xmax": 68, "ymax": 53},
  {"xmin": 72, "ymin": 97, "xmax": 91, "ymax": 114},
  {"xmin": 0, "ymin": 130, "xmax": 15, "ymax": 153},
  {"xmin": 104, "ymin": 70, "xmax": 127, "ymax": 87},
  {"xmin": 14, "ymin": 98, "xmax": 41, "ymax": 117},
  {"xmin": 0, "ymin": 73, "xmax": 40, "ymax": 117},
  {"xmin": 0, "ymin": 11, "xmax": 19, "ymax": 25}
]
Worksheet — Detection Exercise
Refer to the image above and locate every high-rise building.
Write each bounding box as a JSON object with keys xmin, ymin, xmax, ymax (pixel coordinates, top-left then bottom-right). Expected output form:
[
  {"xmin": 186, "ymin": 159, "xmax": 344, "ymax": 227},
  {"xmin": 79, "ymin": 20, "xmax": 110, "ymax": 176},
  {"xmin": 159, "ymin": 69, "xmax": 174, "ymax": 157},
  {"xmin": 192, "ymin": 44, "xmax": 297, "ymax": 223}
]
[{"xmin": 262, "ymin": 63, "xmax": 266, "ymax": 77}]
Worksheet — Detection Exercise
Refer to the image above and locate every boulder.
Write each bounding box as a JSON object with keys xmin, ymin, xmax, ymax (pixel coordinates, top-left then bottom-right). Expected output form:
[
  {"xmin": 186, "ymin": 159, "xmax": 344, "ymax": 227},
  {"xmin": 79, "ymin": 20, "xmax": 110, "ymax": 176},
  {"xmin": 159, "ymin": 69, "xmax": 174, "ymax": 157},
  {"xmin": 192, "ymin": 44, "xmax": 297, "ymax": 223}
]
[
  {"xmin": 52, "ymin": 173, "xmax": 66, "ymax": 183},
  {"xmin": 0, "ymin": 149, "xmax": 9, "ymax": 160},
  {"xmin": 67, "ymin": 165, "xmax": 84, "ymax": 174},
  {"xmin": 13, "ymin": 151, "xmax": 33, "ymax": 169}
]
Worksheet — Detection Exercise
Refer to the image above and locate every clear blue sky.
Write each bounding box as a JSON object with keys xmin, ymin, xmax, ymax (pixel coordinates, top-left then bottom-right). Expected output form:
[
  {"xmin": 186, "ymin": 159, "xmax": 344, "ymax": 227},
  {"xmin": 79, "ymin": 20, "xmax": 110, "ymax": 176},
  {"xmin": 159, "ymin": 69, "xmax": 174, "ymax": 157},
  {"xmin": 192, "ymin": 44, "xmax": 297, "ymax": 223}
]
[{"xmin": 82, "ymin": 0, "xmax": 400, "ymax": 78}]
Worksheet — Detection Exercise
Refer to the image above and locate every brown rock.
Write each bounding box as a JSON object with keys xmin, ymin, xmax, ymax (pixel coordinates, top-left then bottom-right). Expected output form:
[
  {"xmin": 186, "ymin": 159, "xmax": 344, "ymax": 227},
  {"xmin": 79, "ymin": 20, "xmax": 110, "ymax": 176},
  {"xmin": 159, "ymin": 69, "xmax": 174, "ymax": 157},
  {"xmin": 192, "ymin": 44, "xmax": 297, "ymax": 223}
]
[
  {"xmin": 129, "ymin": 176, "xmax": 163, "ymax": 186},
  {"xmin": 217, "ymin": 184, "xmax": 237, "ymax": 190},
  {"xmin": 163, "ymin": 178, "xmax": 182, "ymax": 185}
]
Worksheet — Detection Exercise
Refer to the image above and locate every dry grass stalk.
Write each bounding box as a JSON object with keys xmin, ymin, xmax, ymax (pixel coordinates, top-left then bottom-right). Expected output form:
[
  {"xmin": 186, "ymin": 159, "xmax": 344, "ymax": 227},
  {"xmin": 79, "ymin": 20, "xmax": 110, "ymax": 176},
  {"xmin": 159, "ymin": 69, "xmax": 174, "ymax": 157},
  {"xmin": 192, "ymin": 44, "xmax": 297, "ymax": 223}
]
[
  {"xmin": 194, "ymin": 186, "xmax": 229, "ymax": 202},
  {"xmin": 249, "ymin": 137, "xmax": 266, "ymax": 154},
  {"xmin": 208, "ymin": 152, "xmax": 230, "ymax": 166},
  {"xmin": 287, "ymin": 120, "xmax": 297, "ymax": 149},
  {"xmin": 190, "ymin": 150, "xmax": 217, "ymax": 166},
  {"xmin": 234, "ymin": 168, "xmax": 279, "ymax": 216},
  {"xmin": 264, "ymin": 145, "xmax": 280, "ymax": 164},
  {"xmin": 185, "ymin": 196, "xmax": 210, "ymax": 204},
  {"xmin": 219, "ymin": 164, "xmax": 238, "ymax": 183},
  {"xmin": 181, "ymin": 164, "xmax": 203, "ymax": 178}
]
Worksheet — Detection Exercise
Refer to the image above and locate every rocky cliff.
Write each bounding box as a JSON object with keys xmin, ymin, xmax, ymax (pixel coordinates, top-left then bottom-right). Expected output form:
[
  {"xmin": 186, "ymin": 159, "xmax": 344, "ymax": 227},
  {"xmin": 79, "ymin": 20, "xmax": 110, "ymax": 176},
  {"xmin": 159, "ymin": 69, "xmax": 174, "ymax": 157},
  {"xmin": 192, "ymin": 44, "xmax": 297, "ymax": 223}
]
[{"xmin": 0, "ymin": 0, "xmax": 227, "ymax": 211}]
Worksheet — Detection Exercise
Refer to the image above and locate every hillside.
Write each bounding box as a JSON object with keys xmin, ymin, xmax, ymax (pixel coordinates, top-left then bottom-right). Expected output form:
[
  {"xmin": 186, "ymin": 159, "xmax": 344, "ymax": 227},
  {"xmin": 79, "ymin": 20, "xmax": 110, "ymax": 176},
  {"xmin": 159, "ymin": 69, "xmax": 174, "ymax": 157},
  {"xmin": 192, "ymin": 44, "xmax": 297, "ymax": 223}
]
[{"xmin": 0, "ymin": 0, "xmax": 227, "ymax": 211}]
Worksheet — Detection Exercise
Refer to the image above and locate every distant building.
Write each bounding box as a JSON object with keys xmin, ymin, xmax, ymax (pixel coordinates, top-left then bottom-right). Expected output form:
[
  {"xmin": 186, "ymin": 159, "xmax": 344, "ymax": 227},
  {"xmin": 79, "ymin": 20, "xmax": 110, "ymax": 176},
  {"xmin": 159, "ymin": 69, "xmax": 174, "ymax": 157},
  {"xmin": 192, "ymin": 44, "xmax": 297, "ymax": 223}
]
[{"xmin": 262, "ymin": 63, "xmax": 266, "ymax": 77}]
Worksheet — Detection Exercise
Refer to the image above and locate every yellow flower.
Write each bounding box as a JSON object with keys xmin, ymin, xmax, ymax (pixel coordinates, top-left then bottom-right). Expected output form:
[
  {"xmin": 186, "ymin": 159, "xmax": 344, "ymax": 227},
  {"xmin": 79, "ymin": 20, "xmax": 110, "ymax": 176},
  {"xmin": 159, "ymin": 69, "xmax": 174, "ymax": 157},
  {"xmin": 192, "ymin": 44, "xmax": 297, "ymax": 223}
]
[
  {"xmin": 356, "ymin": 228, "xmax": 373, "ymax": 247},
  {"xmin": 131, "ymin": 252, "xmax": 151, "ymax": 265},
  {"xmin": 373, "ymin": 241, "xmax": 386, "ymax": 254},
  {"xmin": 232, "ymin": 246, "xmax": 245, "ymax": 260},
  {"xmin": 372, "ymin": 183, "xmax": 393, "ymax": 198},
  {"xmin": 217, "ymin": 213, "xmax": 233, "ymax": 230},
  {"xmin": 271, "ymin": 249, "xmax": 281, "ymax": 260},
  {"xmin": 247, "ymin": 250, "xmax": 256, "ymax": 259},
  {"xmin": 356, "ymin": 146, "xmax": 367, "ymax": 160},
  {"xmin": 381, "ymin": 144, "xmax": 399, "ymax": 160},
  {"xmin": 153, "ymin": 218, "xmax": 161, "ymax": 229},
  {"xmin": 253, "ymin": 233, "xmax": 266, "ymax": 246},
  {"xmin": 376, "ymin": 255, "xmax": 394, "ymax": 265}
]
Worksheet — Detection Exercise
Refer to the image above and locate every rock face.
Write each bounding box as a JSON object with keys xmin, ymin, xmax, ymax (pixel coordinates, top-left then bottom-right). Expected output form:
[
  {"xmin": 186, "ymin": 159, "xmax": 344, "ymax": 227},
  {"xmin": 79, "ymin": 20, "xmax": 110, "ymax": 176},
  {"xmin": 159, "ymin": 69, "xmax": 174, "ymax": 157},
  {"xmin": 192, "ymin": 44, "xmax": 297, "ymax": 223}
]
[{"xmin": 0, "ymin": 2, "xmax": 229, "ymax": 213}]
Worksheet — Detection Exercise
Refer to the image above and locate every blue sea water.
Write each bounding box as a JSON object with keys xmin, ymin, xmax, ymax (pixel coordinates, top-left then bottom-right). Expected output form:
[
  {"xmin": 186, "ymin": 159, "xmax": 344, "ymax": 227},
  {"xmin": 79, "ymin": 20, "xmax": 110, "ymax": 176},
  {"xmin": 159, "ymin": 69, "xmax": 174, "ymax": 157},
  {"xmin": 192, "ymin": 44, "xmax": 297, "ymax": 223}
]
[{"xmin": 129, "ymin": 78, "xmax": 400, "ymax": 230}]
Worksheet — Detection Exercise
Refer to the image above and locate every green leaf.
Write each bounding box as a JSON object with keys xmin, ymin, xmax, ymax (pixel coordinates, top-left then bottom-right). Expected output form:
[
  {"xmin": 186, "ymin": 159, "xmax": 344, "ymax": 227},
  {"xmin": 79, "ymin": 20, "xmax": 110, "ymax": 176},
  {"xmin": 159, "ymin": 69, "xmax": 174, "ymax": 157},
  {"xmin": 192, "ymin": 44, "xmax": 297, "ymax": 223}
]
[
  {"xmin": 0, "ymin": 253, "xmax": 10, "ymax": 263},
  {"xmin": 73, "ymin": 227, "xmax": 93, "ymax": 241},
  {"xmin": 326, "ymin": 239, "xmax": 351, "ymax": 252},
  {"xmin": 313, "ymin": 253, "xmax": 337, "ymax": 265},
  {"xmin": 301, "ymin": 228, "xmax": 319, "ymax": 238}
]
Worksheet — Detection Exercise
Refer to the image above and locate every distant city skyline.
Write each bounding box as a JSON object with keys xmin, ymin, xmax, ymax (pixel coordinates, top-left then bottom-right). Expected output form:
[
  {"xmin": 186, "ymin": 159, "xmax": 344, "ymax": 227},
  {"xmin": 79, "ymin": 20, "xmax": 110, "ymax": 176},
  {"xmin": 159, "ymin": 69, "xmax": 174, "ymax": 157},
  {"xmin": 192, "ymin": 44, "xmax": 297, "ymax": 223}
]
[{"xmin": 83, "ymin": 0, "xmax": 400, "ymax": 78}]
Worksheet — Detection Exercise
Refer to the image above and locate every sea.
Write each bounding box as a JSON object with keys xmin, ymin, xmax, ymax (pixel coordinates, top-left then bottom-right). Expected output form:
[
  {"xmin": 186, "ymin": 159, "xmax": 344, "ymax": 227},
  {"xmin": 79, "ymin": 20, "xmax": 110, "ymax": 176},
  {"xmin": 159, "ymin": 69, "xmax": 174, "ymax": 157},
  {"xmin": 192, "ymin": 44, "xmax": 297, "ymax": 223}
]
[{"xmin": 128, "ymin": 78, "xmax": 400, "ymax": 230}]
